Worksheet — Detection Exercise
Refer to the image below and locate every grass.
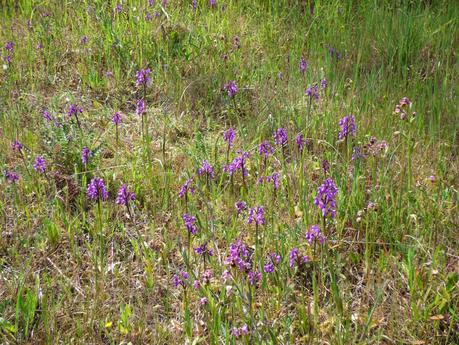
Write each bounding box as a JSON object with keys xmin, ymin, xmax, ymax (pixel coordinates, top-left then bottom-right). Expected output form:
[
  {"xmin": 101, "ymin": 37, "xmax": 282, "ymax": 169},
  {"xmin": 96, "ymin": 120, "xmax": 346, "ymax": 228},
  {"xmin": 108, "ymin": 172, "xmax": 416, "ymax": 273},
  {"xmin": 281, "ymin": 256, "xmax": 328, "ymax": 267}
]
[{"xmin": 0, "ymin": 0, "xmax": 458, "ymax": 344}]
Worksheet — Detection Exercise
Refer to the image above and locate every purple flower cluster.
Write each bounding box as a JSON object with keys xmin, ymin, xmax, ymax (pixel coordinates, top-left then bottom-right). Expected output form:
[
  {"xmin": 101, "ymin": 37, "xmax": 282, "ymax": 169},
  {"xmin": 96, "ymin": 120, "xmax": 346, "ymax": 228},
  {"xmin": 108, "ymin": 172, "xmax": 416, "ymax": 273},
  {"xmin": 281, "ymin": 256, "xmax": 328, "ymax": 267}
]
[
  {"xmin": 81, "ymin": 146, "xmax": 91, "ymax": 165},
  {"xmin": 136, "ymin": 99, "xmax": 145, "ymax": 116},
  {"xmin": 264, "ymin": 252, "xmax": 281, "ymax": 273},
  {"xmin": 305, "ymin": 84, "xmax": 320, "ymax": 100},
  {"xmin": 4, "ymin": 170, "xmax": 19, "ymax": 183},
  {"xmin": 115, "ymin": 184, "xmax": 136, "ymax": 206},
  {"xmin": 248, "ymin": 205, "xmax": 265, "ymax": 225},
  {"xmin": 223, "ymin": 151, "xmax": 249, "ymax": 177},
  {"xmin": 231, "ymin": 324, "xmax": 249, "ymax": 338},
  {"xmin": 338, "ymin": 115, "xmax": 356, "ymax": 140},
  {"xmin": 248, "ymin": 270, "xmax": 261, "ymax": 285},
  {"xmin": 112, "ymin": 111, "xmax": 122, "ymax": 125},
  {"xmin": 33, "ymin": 156, "xmax": 46, "ymax": 173},
  {"xmin": 274, "ymin": 128, "xmax": 287, "ymax": 146},
  {"xmin": 68, "ymin": 104, "xmax": 83, "ymax": 118},
  {"xmin": 172, "ymin": 271, "xmax": 189, "ymax": 288},
  {"xmin": 235, "ymin": 201, "xmax": 247, "ymax": 216},
  {"xmin": 223, "ymin": 128, "xmax": 236, "ymax": 148},
  {"xmin": 3, "ymin": 41, "xmax": 14, "ymax": 64},
  {"xmin": 258, "ymin": 140, "xmax": 274, "ymax": 158},
  {"xmin": 320, "ymin": 78, "xmax": 328, "ymax": 89},
  {"xmin": 43, "ymin": 109, "xmax": 52, "ymax": 122},
  {"xmin": 182, "ymin": 213, "xmax": 198, "ymax": 234},
  {"xmin": 258, "ymin": 172, "xmax": 280, "ymax": 190},
  {"xmin": 266, "ymin": 172, "xmax": 280, "ymax": 190},
  {"xmin": 295, "ymin": 134, "xmax": 306, "ymax": 151},
  {"xmin": 179, "ymin": 178, "xmax": 195, "ymax": 198},
  {"xmin": 198, "ymin": 160, "xmax": 214, "ymax": 179},
  {"xmin": 351, "ymin": 146, "xmax": 366, "ymax": 161},
  {"xmin": 135, "ymin": 68, "xmax": 152, "ymax": 87},
  {"xmin": 394, "ymin": 97, "xmax": 415, "ymax": 120},
  {"xmin": 289, "ymin": 248, "xmax": 309, "ymax": 268},
  {"xmin": 224, "ymin": 239, "xmax": 252, "ymax": 272},
  {"xmin": 223, "ymin": 81, "xmax": 238, "ymax": 98},
  {"xmin": 87, "ymin": 177, "xmax": 109, "ymax": 201},
  {"xmin": 194, "ymin": 242, "xmax": 213, "ymax": 257},
  {"xmin": 305, "ymin": 224, "xmax": 326, "ymax": 245},
  {"xmin": 314, "ymin": 178, "xmax": 338, "ymax": 218},
  {"xmin": 11, "ymin": 140, "xmax": 23, "ymax": 152},
  {"xmin": 299, "ymin": 56, "xmax": 307, "ymax": 74}
]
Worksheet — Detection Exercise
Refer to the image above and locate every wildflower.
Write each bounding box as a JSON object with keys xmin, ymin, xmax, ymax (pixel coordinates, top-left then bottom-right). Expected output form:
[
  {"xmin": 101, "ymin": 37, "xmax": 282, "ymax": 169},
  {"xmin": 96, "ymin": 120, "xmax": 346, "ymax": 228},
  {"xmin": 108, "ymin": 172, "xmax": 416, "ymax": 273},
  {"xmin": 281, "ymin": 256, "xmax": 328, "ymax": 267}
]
[
  {"xmin": 182, "ymin": 213, "xmax": 198, "ymax": 234},
  {"xmin": 198, "ymin": 160, "xmax": 215, "ymax": 179},
  {"xmin": 289, "ymin": 248, "xmax": 308, "ymax": 268},
  {"xmin": 200, "ymin": 297, "xmax": 208, "ymax": 305},
  {"xmin": 248, "ymin": 205, "xmax": 265, "ymax": 225},
  {"xmin": 179, "ymin": 178, "xmax": 195, "ymax": 198},
  {"xmin": 201, "ymin": 269, "xmax": 213, "ymax": 284},
  {"xmin": 248, "ymin": 270, "xmax": 261, "ymax": 286},
  {"xmin": 231, "ymin": 324, "xmax": 249, "ymax": 337},
  {"xmin": 258, "ymin": 140, "xmax": 274, "ymax": 158},
  {"xmin": 224, "ymin": 239, "xmax": 252, "ymax": 272},
  {"xmin": 193, "ymin": 280, "xmax": 201, "ymax": 289},
  {"xmin": 221, "ymin": 270, "xmax": 231, "ymax": 282},
  {"xmin": 115, "ymin": 3, "xmax": 122, "ymax": 13},
  {"xmin": 295, "ymin": 134, "xmax": 306, "ymax": 152},
  {"xmin": 328, "ymin": 46, "xmax": 343, "ymax": 60},
  {"xmin": 314, "ymin": 178, "xmax": 338, "ymax": 218},
  {"xmin": 299, "ymin": 56, "xmax": 307, "ymax": 74},
  {"xmin": 33, "ymin": 156, "xmax": 46, "ymax": 173},
  {"xmin": 115, "ymin": 184, "xmax": 136, "ymax": 206},
  {"xmin": 11, "ymin": 140, "xmax": 23, "ymax": 152},
  {"xmin": 209, "ymin": 0, "xmax": 216, "ymax": 6},
  {"xmin": 172, "ymin": 271, "xmax": 189, "ymax": 288},
  {"xmin": 148, "ymin": 0, "xmax": 155, "ymax": 6},
  {"xmin": 4, "ymin": 171, "xmax": 19, "ymax": 183},
  {"xmin": 43, "ymin": 109, "xmax": 52, "ymax": 121},
  {"xmin": 394, "ymin": 97, "xmax": 415, "ymax": 120},
  {"xmin": 194, "ymin": 242, "xmax": 213, "ymax": 257},
  {"xmin": 277, "ymin": 72, "xmax": 283, "ymax": 79},
  {"xmin": 305, "ymin": 84, "xmax": 320, "ymax": 100},
  {"xmin": 80, "ymin": 36, "xmax": 88, "ymax": 45},
  {"xmin": 351, "ymin": 146, "xmax": 365, "ymax": 161},
  {"xmin": 223, "ymin": 80, "xmax": 238, "ymax": 98},
  {"xmin": 112, "ymin": 111, "xmax": 122, "ymax": 125},
  {"xmin": 135, "ymin": 68, "xmax": 152, "ymax": 87},
  {"xmin": 87, "ymin": 177, "xmax": 109, "ymax": 201},
  {"xmin": 136, "ymin": 99, "xmax": 145, "ymax": 116},
  {"xmin": 145, "ymin": 12, "xmax": 153, "ymax": 21},
  {"xmin": 223, "ymin": 128, "xmax": 236, "ymax": 148},
  {"xmin": 266, "ymin": 172, "xmax": 280, "ymax": 190},
  {"xmin": 274, "ymin": 128, "xmax": 287, "ymax": 146},
  {"xmin": 338, "ymin": 115, "xmax": 356, "ymax": 140},
  {"xmin": 68, "ymin": 104, "xmax": 83, "ymax": 118},
  {"xmin": 320, "ymin": 78, "xmax": 327, "ymax": 89},
  {"xmin": 4, "ymin": 41, "xmax": 14, "ymax": 53},
  {"xmin": 81, "ymin": 146, "xmax": 91, "ymax": 165},
  {"xmin": 235, "ymin": 201, "xmax": 247, "ymax": 216},
  {"xmin": 192, "ymin": 0, "xmax": 197, "ymax": 9},
  {"xmin": 264, "ymin": 252, "xmax": 281, "ymax": 273},
  {"xmin": 305, "ymin": 224, "xmax": 326, "ymax": 245},
  {"xmin": 224, "ymin": 151, "xmax": 249, "ymax": 177}
]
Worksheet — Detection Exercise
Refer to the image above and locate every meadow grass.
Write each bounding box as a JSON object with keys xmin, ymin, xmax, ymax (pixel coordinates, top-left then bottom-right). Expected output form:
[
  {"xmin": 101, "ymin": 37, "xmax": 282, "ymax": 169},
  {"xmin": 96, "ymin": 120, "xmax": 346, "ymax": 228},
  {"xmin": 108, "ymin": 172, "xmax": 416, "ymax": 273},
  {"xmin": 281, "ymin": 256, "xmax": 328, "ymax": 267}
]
[{"xmin": 0, "ymin": 0, "xmax": 458, "ymax": 344}]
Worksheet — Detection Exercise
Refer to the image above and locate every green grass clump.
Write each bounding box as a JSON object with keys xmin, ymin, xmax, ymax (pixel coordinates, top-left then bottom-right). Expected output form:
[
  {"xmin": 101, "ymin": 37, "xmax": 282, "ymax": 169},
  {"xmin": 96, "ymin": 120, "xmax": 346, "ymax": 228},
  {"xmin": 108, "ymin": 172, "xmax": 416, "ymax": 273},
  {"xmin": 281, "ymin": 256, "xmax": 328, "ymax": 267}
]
[{"xmin": 0, "ymin": 0, "xmax": 458, "ymax": 344}]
